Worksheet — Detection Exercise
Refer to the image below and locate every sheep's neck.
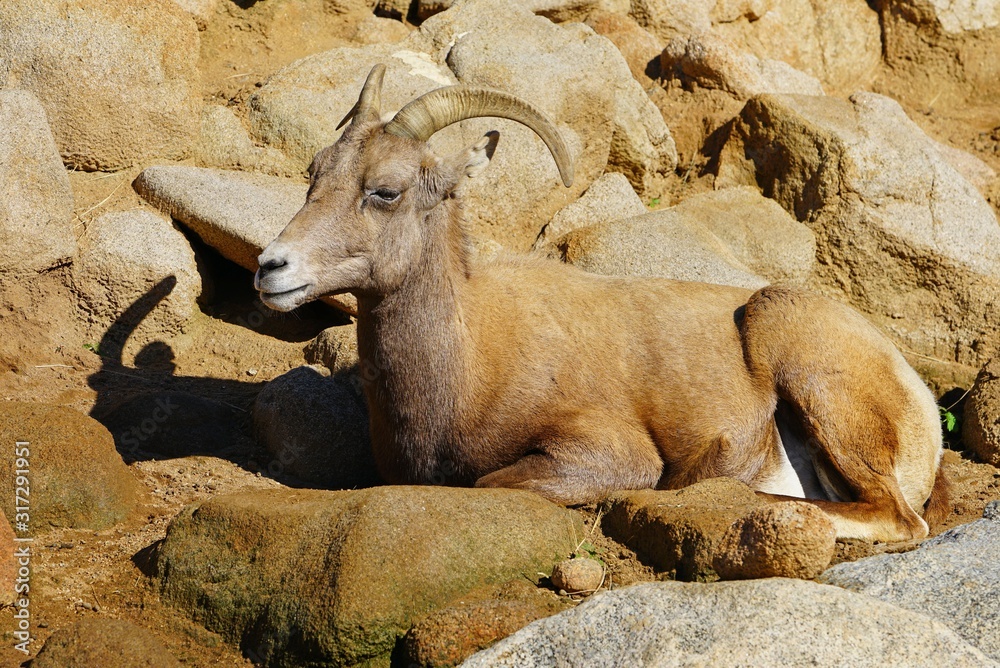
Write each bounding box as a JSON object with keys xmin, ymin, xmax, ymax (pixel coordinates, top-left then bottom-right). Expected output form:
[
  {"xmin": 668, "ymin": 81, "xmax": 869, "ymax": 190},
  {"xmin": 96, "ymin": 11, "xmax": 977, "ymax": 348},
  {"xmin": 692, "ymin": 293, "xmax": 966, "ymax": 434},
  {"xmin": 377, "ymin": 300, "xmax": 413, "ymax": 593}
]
[{"xmin": 355, "ymin": 201, "xmax": 471, "ymax": 484}]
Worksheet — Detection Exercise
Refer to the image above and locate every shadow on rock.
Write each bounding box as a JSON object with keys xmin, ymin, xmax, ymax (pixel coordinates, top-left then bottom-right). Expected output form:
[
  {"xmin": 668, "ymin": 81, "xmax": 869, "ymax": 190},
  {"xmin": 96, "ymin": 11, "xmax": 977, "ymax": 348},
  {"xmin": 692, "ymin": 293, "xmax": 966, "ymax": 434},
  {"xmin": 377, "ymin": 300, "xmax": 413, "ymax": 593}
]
[{"xmin": 87, "ymin": 276, "xmax": 379, "ymax": 491}]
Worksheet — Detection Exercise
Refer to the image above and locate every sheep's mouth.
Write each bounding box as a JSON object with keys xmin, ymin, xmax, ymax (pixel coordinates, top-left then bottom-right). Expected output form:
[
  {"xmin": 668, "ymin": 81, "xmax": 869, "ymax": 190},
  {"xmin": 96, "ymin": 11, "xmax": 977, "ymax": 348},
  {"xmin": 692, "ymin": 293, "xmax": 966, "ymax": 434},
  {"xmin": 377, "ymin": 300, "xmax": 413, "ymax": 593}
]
[{"xmin": 259, "ymin": 284, "xmax": 311, "ymax": 311}]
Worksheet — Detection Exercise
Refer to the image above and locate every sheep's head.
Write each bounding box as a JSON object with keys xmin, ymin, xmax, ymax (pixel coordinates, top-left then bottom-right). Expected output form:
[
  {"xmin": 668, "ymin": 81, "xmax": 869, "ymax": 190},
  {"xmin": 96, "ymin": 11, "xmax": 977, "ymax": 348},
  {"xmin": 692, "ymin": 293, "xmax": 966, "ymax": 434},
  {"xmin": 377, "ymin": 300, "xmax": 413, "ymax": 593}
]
[{"xmin": 254, "ymin": 64, "xmax": 574, "ymax": 311}]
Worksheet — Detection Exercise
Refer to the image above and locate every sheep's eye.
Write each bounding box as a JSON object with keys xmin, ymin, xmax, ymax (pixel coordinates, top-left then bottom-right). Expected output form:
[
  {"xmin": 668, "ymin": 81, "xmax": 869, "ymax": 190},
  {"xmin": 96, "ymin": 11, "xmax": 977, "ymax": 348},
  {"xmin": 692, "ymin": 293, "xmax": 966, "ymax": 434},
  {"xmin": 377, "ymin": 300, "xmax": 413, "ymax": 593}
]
[{"xmin": 369, "ymin": 188, "xmax": 400, "ymax": 203}]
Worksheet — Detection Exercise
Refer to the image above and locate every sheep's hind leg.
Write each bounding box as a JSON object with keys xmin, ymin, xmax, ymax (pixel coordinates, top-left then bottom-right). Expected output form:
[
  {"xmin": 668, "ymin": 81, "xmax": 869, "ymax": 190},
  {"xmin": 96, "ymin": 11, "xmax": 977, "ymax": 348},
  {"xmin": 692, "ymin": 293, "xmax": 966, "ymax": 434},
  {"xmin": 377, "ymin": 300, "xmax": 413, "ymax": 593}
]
[
  {"xmin": 755, "ymin": 491, "xmax": 928, "ymax": 542},
  {"xmin": 474, "ymin": 414, "xmax": 663, "ymax": 506},
  {"xmin": 740, "ymin": 285, "xmax": 938, "ymax": 543},
  {"xmin": 759, "ymin": 400, "xmax": 929, "ymax": 541}
]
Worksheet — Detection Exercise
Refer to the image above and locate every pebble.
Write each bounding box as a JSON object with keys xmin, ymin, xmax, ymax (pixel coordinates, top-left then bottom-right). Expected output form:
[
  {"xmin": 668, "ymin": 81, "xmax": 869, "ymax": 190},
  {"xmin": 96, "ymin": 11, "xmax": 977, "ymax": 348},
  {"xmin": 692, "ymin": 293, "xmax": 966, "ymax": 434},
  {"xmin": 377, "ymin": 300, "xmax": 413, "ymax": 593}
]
[{"xmin": 551, "ymin": 557, "xmax": 605, "ymax": 594}]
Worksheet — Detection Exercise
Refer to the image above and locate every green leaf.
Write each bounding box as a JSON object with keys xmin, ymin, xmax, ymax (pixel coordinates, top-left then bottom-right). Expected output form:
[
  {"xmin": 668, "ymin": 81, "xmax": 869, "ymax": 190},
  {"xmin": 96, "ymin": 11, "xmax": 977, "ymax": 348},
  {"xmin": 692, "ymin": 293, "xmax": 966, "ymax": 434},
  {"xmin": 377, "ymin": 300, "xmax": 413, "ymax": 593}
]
[
  {"xmin": 647, "ymin": 197, "xmax": 661, "ymax": 208},
  {"xmin": 939, "ymin": 407, "xmax": 957, "ymax": 433}
]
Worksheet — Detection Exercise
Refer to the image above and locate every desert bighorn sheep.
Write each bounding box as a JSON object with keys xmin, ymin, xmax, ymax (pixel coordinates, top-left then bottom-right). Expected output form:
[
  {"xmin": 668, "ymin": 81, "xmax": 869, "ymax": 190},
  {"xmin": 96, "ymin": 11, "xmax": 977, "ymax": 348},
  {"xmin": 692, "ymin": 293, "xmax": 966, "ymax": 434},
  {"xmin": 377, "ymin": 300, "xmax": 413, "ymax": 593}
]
[{"xmin": 256, "ymin": 65, "xmax": 948, "ymax": 543}]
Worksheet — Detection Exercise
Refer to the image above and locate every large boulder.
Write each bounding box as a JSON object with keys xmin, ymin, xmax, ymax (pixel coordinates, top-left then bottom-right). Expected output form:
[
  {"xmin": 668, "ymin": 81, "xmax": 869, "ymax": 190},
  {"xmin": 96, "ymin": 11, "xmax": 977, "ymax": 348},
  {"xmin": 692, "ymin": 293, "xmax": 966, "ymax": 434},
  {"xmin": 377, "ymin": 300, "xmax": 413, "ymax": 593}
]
[
  {"xmin": 601, "ymin": 478, "xmax": 764, "ymax": 581},
  {"xmin": 558, "ymin": 213, "xmax": 766, "ymax": 289},
  {"xmin": 193, "ymin": 104, "xmax": 301, "ymax": 177},
  {"xmin": 820, "ymin": 502, "xmax": 1000, "ymax": 661},
  {"xmin": 415, "ymin": 0, "xmax": 677, "ymax": 243},
  {"xmin": 132, "ymin": 165, "xmax": 356, "ymax": 315},
  {"xmin": 0, "ymin": 0, "xmax": 202, "ymax": 170},
  {"xmin": 72, "ymin": 209, "xmax": 201, "ymax": 356},
  {"xmin": 0, "ymin": 90, "xmax": 75, "ymax": 273},
  {"xmin": 31, "ymin": 618, "xmax": 182, "ymax": 668},
  {"xmin": 717, "ymin": 92, "xmax": 1000, "ymax": 367},
  {"xmin": 668, "ymin": 187, "xmax": 816, "ymax": 283},
  {"xmin": 662, "ymin": 34, "xmax": 825, "ymax": 100},
  {"xmin": 964, "ymin": 358, "xmax": 1000, "ymax": 466},
  {"xmin": 246, "ymin": 45, "xmax": 457, "ymax": 169},
  {"xmin": 156, "ymin": 486, "xmax": 583, "ymax": 666},
  {"xmin": 464, "ymin": 579, "xmax": 996, "ymax": 667},
  {"xmin": 556, "ymin": 186, "xmax": 815, "ymax": 288},
  {"xmin": 630, "ymin": 0, "xmax": 882, "ymax": 93},
  {"xmin": 0, "ymin": 402, "xmax": 145, "ymax": 530},
  {"xmin": 879, "ymin": 0, "xmax": 1000, "ymax": 106},
  {"xmin": 252, "ymin": 365, "xmax": 377, "ymax": 488},
  {"xmin": 585, "ymin": 11, "xmax": 664, "ymax": 84},
  {"xmin": 534, "ymin": 172, "xmax": 646, "ymax": 251},
  {"xmin": 134, "ymin": 166, "xmax": 305, "ymax": 273}
]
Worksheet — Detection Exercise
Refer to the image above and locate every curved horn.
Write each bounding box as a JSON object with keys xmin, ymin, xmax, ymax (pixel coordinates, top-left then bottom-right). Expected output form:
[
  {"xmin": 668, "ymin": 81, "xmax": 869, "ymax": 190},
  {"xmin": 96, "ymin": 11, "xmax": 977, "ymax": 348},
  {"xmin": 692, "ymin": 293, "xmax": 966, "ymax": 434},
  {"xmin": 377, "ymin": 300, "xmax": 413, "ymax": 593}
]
[
  {"xmin": 336, "ymin": 64, "xmax": 386, "ymax": 130},
  {"xmin": 383, "ymin": 86, "xmax": 574, "ymax": 187}
]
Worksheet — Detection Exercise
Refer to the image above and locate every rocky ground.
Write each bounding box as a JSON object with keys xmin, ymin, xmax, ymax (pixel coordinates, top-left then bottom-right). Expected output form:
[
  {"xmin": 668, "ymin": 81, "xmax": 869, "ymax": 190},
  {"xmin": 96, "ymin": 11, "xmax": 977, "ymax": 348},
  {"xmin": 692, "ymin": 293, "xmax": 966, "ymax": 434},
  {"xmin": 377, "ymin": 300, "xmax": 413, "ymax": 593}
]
[{"xmin": 2, "ymin": 0, "xmax": 1000, "ymax": 666}]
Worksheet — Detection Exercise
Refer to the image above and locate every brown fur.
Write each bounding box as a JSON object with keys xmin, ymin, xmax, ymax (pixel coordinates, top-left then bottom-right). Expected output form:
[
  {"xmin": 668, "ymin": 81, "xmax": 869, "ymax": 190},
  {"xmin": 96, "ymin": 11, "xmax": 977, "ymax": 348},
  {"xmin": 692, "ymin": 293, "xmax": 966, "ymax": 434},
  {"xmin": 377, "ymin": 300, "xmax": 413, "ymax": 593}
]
[
  {"xmin": 254, "ymin": 83, "xmax": 947, "ymax": 543},
  {"xmin": 923, "ymin": 465, "xmax": 952, "ymax": 529}
]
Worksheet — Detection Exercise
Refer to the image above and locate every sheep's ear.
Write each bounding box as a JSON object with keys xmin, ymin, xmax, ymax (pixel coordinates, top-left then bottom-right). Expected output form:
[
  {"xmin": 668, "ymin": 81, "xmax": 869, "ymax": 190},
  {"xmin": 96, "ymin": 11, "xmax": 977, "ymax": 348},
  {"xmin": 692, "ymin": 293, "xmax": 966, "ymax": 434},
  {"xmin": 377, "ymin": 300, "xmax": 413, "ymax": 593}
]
[
  {"xmin": 439, "ymin": 131, "xmax": 499, "ymax": 183},
  {"xmin": 459, "ymin": 131, "xmax": 499, "ymax": 179},
  {"xmin": 418, "ymin": 132, "xmax": 500, "ymax": 208}
]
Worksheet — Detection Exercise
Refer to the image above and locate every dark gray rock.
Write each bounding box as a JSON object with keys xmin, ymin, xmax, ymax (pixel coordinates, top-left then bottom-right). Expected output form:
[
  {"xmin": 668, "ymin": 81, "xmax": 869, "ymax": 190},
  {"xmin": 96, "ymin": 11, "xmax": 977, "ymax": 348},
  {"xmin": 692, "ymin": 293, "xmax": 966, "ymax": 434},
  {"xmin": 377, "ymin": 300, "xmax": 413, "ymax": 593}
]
[
  {"xmin": 464, "ymin": 578, "xmax": 994, "ymax": 667},
  {"xmin": 820, "ymin": 502, "xmax": 1000, "ymax": 661},
  {"xmin": 252, "ymin": 365, "xmax": 378, "ymax": 489}
]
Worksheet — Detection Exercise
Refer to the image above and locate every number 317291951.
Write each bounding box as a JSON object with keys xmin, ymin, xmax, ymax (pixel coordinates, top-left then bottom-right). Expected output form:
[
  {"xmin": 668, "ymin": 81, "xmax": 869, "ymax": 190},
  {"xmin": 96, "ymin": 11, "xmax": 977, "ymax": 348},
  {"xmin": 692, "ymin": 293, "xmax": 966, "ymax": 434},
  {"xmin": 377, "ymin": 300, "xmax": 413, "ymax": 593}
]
[{"xmin": 14, "ymin": 443, "xmax": 29, "ymax": 522}]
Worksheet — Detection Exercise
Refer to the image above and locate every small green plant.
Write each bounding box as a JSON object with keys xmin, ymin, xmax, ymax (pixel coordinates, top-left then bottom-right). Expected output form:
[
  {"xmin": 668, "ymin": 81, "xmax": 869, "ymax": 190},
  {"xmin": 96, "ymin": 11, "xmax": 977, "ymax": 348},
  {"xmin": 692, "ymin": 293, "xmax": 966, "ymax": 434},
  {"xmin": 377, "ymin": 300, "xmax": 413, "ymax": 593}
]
[
  {"xmin": 572, "ymin": 540, "xmax": 605, "ymax": 566},
  {"xmin": 647, "ymin": 197, "xmax": 661, "ymax": 208},
  {"xmin": 939, "ymin": 406, "xmax": 959, "ymax": 434},
  {"xmin": 83, "ymin": 343, "xmax": 100, "ymax": 355}
]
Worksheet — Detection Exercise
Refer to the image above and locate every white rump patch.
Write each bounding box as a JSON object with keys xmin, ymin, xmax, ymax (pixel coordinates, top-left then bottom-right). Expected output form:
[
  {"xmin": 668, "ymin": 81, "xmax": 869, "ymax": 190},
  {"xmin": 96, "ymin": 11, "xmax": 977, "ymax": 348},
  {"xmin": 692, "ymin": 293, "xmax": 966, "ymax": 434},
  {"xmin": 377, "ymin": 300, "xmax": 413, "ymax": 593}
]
[
  {"xmin": 757, "ymin": 418, "xmax": 829, "ymax": 499},
  {"xmin": 757, "ymin": 438, "xmax": 807, "ymax": 498}
]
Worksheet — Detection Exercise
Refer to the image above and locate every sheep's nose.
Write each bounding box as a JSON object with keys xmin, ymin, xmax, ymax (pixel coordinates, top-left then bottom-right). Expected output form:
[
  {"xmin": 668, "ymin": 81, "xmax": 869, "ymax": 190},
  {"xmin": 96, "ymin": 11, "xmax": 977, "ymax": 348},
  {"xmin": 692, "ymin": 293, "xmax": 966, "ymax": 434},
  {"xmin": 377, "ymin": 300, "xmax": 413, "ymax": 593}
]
[
  {"xmin": 254, "ymin": 254, "xmax": 288, "ymax": 290},
  {"xmin": 258, "ymin": 257, "xmax": 287, "ymax": 276}
]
